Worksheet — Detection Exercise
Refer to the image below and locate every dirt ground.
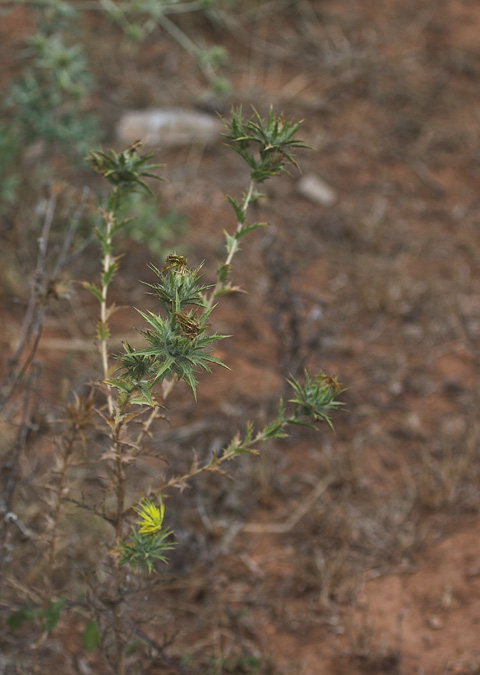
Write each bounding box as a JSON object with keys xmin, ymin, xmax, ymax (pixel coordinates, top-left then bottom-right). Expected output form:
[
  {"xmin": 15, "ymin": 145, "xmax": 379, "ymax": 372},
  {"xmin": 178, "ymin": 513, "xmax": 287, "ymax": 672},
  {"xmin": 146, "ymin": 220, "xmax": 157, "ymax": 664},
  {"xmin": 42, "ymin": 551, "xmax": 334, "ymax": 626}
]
[{"xmin": 2, "ymin": 1, "xmax": 480, "ymax": 673}]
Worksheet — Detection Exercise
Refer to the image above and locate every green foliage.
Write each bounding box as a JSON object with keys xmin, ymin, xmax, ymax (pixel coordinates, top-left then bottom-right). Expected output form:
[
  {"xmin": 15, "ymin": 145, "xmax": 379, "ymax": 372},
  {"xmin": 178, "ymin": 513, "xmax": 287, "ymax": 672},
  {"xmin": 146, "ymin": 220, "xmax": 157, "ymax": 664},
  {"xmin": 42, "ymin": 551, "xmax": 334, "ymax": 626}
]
[
  {"xmin": 118, "ymin": 522, "xmax": 175, "ymax": 573},
  {"xmin": 144, "ymin": 258, "xmax": 209, "ymax": 312},
  {"xmin": 7, "ymin": 598, "xmax": 66, "ymax": 634},
  {"xmin": 219, "ymin": 374, "xmax": 344, "ymax": 460},
  {"xmin": 82, "ymin": 282, "xmax": 104, "ymax": 304},
  {"xmin": 0, "ymin": 1, "xmax": 100, "ymax": 230},
  {"xmin": 82, "ymin": 620, "xmax": 100, "ymax": 651},
  {"xmin": 88, "ymin": 141, "xmax": 164, "ymax": 197},
  {"xmin": 118, "ymin": 528, "xmax": 174, "ymax": 573},
  {"xmin": 120, "ymin": 271, "xmax": 228, "ymax": 397},
  {"xmin": 103, "ymin": 254, "xmax": 230, "ymax": 400},
  {"xmin": 223, "ymin": 107, "xmax": 310, "ymax": 183},
  {"xmin": 288, "ymin": 371, "xmax": 345, "ymax": 431},
  {"xmin": 4, "ymin": 2, "xmax": 98, "ymax": 161},
  {"xmin": 198, "ymin": 44, "xmax": 228, "ymax": 68}
]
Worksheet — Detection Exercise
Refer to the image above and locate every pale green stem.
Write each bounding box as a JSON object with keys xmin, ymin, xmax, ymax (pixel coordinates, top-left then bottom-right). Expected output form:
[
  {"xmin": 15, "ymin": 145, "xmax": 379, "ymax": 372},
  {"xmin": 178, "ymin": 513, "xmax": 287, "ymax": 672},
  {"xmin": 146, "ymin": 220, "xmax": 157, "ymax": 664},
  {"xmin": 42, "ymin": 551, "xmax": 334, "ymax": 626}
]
[
  {"xmin": 207, "ymin": 180, "xmax": 255, "ymax": 309},
  {"xmin": 100, "ymin": 214, "xmax": 114, "ymax": 416}
]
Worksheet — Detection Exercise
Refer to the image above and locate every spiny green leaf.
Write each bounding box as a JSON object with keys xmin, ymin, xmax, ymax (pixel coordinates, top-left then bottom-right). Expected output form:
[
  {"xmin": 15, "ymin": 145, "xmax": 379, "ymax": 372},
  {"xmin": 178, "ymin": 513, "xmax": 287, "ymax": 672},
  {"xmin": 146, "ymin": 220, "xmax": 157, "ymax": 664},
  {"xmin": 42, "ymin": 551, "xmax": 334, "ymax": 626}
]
[
  {"xmin": 96, "ymin": 320, "xmax": 110, "ymax": 341},
  {"xmin": 224, "ymin": 230, "xmax": 237, "ymax": 255},
  {"xmin": 217, "ymin": 262, "xmax": 231, "ymax": 283},
  {"xmin": 93, "ymin": 225, "xmax": 109, "ymax": 252},
  {"xmin": 235, "ymin": 222, "xmax": 267, "ymax": 239},
  {"xmin": 101, "ymin": 258, "xmax": 120, "ymax": 287},
  {"xmin": 262, "ymin": 420, "xmax": 288, "ymax": 440},
  {"xmin": 226, "ymin": 195, "xmax": 245, "ymax": 224},
  {"xmin": 82, "ymin": 281, "xmax": 103, "ymax": 303}
]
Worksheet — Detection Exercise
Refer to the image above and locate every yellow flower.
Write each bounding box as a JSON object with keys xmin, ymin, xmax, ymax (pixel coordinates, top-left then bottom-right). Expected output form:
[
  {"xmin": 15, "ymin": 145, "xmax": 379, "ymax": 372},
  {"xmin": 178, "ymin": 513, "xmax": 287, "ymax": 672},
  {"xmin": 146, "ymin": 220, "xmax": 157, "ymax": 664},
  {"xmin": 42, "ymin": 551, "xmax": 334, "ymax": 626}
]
[{"xmin": 134, "ymin": 498, "xmax": 165, "ymax": 535}]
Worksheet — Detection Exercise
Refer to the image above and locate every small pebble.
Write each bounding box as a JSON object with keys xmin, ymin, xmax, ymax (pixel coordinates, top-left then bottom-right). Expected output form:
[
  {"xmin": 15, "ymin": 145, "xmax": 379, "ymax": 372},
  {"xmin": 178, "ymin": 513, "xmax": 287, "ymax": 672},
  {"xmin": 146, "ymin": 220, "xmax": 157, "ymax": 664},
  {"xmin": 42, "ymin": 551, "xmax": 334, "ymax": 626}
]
[
  {"xmin": 297, "ymin": 173, "xmax": 337, "ymax": 206},
  {"xmin": 427, "ymin": 615, "xmax": 443, "ymax": 630}
]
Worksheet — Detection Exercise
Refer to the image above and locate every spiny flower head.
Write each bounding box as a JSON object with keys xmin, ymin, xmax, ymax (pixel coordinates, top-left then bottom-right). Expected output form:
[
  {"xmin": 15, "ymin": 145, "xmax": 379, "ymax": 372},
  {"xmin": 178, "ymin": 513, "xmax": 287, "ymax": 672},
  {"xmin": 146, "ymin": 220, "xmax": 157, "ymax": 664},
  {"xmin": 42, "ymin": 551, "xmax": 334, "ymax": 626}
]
[{"xmin": 134, "ymin": 498, "xmax": 165, "ymax": 535}]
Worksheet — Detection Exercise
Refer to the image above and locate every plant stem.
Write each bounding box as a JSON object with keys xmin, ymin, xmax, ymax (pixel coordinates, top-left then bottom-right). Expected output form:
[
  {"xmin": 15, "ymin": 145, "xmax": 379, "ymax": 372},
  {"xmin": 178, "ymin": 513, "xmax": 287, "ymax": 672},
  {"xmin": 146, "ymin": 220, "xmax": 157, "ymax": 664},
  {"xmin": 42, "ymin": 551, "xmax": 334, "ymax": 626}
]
[
  {"xmin": 100, "ymin": 210, "xmax": 115, "ymax": 417},
  {"xmin": 207, "ymin": 179, "xmax": 255, "ymax": 308},
  {"xmin": 225, "ymin": 180, "xmax": 255, "ymax": 266},
  {"xmin": 113, "ymin": 409, "xmax": 128, "ymax": 541},
  {"xmin": 109, "ymin": 398, "xmax": 131, "ymax": 675}
]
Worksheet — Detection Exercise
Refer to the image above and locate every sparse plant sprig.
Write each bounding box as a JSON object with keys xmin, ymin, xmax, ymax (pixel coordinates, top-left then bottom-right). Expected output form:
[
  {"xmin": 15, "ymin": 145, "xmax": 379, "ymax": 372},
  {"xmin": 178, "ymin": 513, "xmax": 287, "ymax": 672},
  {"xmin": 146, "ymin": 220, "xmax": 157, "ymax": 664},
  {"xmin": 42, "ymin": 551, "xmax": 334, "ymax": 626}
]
[
  {"xmin": 0, "ymin": 0, "xmax": 99, "ymax": 214},
  {"xmin": 158, "ymin": 374, "xmax": 344, "ymax": 493},
  {"xmin": 84, "ymin": 141, "xmax": 164, "ymax": 415},
  {"xmin": 225, "ymin": 373, "xmax": 344, "ymax": 455},
  {"xmin": 209, "ymin": 107, "xmax": 309, "ymax": 304},
  {"xmin": 223, "ymin": 106, "xmax": 310, "ymax": 184},
  {"xmin": 88, "ymin": 140, "xmax": 164, "ymax": 198},
  {"xmin": 287, "ymin": 371, "xmax": 345, "ymax": 431},
  {"xmin": 91, "ymin": 0, "xmax": 230, "ymax": 92}
]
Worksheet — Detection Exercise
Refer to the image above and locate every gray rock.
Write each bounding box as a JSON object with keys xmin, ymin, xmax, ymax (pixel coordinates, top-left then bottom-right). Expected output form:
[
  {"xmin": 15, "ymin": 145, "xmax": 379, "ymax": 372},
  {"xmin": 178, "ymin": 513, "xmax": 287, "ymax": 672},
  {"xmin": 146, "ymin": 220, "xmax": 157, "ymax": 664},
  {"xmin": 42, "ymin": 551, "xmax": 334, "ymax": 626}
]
[
  {"xmin": 116, "ymin": 108, "xmax": 224, "ymax": 147},
  {"xmin": 297, "ymin": 173, "xmax": 337, "ymax": 206}
]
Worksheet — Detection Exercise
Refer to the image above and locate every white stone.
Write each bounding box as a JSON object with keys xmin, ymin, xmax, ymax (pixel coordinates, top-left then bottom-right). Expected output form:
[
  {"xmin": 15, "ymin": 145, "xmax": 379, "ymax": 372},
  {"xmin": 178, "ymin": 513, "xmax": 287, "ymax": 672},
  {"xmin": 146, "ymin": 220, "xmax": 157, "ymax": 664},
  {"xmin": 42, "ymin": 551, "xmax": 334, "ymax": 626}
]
[
  {"xmin": 116, "ymin": 108, "xmax": 223, "ymax": 147},
  {"xmin": 297, "ymin": 173, "xmax": 337, "ymax": 206}
]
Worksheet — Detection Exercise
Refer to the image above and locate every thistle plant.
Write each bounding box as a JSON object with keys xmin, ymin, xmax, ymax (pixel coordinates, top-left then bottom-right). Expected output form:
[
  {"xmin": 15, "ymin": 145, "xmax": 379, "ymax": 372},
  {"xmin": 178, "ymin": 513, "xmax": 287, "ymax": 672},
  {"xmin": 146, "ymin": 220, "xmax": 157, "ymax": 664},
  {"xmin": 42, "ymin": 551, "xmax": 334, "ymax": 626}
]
[
  {"xmin": 85, "ymin": 109, "xmax": 342, "ymax": 671},
  {"xmin": 84, "ymin": 106, "xmax": 342, "ymax": 549},
  {"xmin": 3, "ymin": 108, "xmax": 344, "ymax": 674}
]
